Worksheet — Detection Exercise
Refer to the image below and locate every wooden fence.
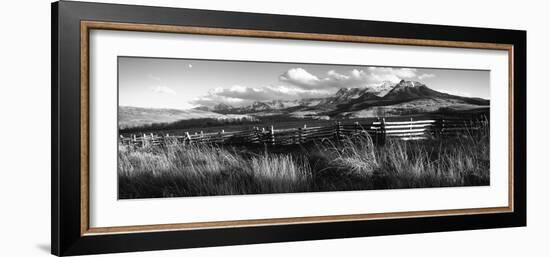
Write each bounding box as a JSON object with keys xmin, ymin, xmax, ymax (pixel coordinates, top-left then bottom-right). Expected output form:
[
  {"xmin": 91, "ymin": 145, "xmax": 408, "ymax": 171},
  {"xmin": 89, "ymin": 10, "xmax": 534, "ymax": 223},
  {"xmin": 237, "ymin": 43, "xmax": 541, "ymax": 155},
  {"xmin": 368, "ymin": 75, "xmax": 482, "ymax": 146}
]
[{"xmin": 120, "ymin": 117, "xmax": 487, "ymax": 148}]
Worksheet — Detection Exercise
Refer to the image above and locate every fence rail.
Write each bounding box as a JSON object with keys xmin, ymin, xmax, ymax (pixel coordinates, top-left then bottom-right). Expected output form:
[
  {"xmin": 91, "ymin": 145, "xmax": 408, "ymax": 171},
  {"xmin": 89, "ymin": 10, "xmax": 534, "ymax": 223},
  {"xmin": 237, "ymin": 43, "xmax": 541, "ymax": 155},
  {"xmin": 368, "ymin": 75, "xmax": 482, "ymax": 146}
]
[{"xmin": 120, "ymin": 117, "xmax": 487, "ymax": 147}]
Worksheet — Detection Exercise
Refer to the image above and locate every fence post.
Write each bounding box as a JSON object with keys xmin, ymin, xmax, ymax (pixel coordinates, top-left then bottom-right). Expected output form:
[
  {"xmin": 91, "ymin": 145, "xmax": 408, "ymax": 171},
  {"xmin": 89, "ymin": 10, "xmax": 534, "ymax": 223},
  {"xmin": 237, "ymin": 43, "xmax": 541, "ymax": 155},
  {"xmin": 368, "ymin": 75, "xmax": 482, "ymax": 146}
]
[
  {"xmin": 185, "ymin": 132, "xmax": 191, "ymax": 145},
  {"xmin": 335, "ymin": 121, "xmax": 342, "ymax": 141},
  {"xmin": 434, "ymin": 119, "xmax": 442, "ymax": 137},
  {"xmin": 302, "ymin": 124, "xmax": 307, "ymax": 144},
  {"xmin": 381, "ymin": 118, "xmax": 386, "ymax": 145},
  {"xmin": 441, "ymin": 119, "xmax": 445, "ymax": 137},
  {"xmin": 270, "ymin": 125, "xmax": 275, "ymax": 146},
  {"xmin": 252, "ymin": 127, "xmax": 257, "ymax": 143},
  {"xmin": 409, "ymin": 117, "xmax": 413, "ymax": 139},
  {"xmin": 258, "ymin": 127, "xmax": 264, "ymax": 145}
]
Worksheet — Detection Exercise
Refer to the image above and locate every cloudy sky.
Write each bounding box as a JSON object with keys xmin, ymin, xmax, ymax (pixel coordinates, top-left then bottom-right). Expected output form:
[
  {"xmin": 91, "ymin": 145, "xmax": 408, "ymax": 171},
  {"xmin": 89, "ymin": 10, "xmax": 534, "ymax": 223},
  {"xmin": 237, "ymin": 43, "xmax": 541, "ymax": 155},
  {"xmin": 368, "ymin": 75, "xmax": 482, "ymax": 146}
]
[{"xmin": 119, "ymin": 57, "xmax": 490, "ymax": 110}]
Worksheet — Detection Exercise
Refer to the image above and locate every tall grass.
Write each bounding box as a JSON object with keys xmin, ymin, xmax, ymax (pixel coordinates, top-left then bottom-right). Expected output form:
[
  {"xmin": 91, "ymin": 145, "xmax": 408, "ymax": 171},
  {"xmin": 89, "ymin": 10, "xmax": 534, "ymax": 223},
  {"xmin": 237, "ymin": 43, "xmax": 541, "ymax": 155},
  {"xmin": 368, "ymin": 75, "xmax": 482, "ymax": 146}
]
[
  {"xmin": 119, "ymin": 124, "xmax": 489, "ymax": 199},
  {"xmin": 118, "ymin": 143, "xmax": 313, "ymax": 198}
]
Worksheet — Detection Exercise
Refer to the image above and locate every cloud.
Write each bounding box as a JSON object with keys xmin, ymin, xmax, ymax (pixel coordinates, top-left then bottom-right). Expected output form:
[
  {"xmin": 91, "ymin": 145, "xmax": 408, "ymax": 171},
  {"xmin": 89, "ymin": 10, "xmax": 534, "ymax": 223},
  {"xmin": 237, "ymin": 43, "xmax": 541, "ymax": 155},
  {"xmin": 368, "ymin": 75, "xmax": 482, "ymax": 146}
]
[
  {"xmin": 279, "ymin": 67, "xmax": 421, "ymax": 90},
  {"xmin": 192, "ymin": 67, "xmax": 437, "ymax": 107},
  {"xmin": 150, "ymin": 85, "xmax": 177, "ymax": 95},
  {"xmin": 148, "ymin": 73, "xmax": 176, "ymax": 95},
  {"xmin": 148, "ymin": 74, "xmax": 162, "ymax": 82},
  {"xmin": 191, "ymin": 84, "xmax": 331, "ymax": 107},
  {"xmin": 279, "ymin": 68, "xmax": 322, "ymax": 88},
  {"xmin": 418, "ymin": 73, "xmax": 436, "ymax": 80},
  {"xmin": 365, "ymin": 67, "xmax": 418, "ymax": 82}
]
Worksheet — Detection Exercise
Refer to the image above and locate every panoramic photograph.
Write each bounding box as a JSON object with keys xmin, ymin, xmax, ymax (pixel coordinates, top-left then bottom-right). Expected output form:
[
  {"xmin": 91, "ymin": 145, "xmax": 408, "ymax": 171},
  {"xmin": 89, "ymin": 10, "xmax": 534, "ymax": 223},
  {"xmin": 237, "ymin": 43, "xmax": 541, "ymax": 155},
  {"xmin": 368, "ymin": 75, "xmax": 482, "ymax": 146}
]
[{"xmin": 117, "ymin": 56, "xmax": 490, "ymax": 199}]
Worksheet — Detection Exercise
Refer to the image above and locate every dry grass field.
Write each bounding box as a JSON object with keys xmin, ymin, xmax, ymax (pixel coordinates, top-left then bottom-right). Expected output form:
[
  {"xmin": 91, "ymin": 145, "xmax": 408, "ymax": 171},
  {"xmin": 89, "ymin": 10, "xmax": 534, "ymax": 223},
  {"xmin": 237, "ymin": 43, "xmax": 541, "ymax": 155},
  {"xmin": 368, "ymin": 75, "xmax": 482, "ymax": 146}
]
[{"xmin": 118, "ymin": 123, "xmax": 489, "ymax": 199}]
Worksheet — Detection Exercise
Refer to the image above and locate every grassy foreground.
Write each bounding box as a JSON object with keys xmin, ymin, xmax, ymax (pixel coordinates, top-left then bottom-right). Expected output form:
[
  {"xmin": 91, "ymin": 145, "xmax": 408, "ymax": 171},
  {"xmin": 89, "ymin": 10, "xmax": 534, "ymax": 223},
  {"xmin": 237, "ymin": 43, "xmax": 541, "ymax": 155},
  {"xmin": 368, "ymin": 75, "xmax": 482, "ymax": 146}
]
[{"xmin": 118, "ymin": 128, "xmax": 489, "ymax": 199}]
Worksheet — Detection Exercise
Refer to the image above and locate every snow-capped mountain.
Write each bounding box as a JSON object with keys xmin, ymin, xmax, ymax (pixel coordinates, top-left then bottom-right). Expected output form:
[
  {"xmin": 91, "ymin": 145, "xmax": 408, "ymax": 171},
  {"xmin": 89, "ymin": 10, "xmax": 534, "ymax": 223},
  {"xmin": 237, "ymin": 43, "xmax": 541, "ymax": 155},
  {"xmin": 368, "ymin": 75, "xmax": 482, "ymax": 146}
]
[
  {"xmin": 331, "ymin": 81, "xmax": 396, "ymax": 101},
  {"xmin": 383, "ymin": 80, "xmax": 435, "ymax": 101},
  {"xmin": 382, "ymin": 80, "xmax": 488, "ymax": 104},
  {"xmin": 369, "ymin": 81, "xmax": 396, "ymax": 97},
  {"xmin": 195, "ymin": 80, "xmax": 489, "ymax": 117}
]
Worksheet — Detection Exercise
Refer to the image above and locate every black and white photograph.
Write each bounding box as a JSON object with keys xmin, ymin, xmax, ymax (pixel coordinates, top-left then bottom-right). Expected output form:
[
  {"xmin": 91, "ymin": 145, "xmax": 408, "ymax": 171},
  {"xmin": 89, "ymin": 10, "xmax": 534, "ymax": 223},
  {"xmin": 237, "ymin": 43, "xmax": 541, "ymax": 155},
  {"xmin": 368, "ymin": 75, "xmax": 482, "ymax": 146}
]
[
  {"xmin": 0, "ymin": 0, "xmax": 538, "ymax": 256},
  {"xmin": 117, "ymin": 57, "xmax": 491, "ymax": 199}
]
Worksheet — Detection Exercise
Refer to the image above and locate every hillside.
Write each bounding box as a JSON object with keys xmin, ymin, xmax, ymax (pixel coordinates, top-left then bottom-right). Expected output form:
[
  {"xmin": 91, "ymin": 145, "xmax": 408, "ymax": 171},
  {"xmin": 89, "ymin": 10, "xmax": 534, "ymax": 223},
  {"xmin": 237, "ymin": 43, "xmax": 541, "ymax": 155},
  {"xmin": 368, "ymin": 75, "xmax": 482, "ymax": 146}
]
[{"xmin": 118, "ymin": 106, "xmax": 255, "ymax": 129}]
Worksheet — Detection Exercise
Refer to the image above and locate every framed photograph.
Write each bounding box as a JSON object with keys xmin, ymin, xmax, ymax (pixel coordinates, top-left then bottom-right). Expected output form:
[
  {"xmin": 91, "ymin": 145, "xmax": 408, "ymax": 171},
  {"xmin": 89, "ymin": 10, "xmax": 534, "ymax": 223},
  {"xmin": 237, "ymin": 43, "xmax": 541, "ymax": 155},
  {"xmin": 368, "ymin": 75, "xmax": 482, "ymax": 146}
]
[{"xmin": 52, "ymin": 1, "xmax": 526, "ymax": 256}]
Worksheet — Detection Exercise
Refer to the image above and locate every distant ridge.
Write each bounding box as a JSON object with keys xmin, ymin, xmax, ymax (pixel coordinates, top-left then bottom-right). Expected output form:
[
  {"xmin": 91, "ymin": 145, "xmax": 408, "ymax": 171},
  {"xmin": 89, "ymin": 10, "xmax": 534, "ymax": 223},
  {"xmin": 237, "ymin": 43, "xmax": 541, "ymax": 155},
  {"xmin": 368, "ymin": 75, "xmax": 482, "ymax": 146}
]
[{"xmin": 118, "ymin": 106, "xmax": 255, "ymax": 129}]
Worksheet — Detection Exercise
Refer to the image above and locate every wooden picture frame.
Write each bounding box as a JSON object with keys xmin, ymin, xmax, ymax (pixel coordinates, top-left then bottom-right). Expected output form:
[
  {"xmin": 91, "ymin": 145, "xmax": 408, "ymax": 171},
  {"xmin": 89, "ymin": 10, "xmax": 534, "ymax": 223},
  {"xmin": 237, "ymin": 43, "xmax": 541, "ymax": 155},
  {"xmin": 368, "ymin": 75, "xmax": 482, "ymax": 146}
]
[{"xmin": 52, "ymin": 1, "xmax": 526, "ymax": 256}]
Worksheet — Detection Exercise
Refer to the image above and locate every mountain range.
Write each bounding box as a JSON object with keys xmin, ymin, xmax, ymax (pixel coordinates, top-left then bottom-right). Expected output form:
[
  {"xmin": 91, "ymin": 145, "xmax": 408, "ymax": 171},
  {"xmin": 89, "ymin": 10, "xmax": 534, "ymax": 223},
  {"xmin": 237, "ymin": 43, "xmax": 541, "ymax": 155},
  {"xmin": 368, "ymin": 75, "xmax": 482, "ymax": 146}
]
[
  {"xmin": 197, "ymin": 80, "xmax": 489, "ymax": 119},
  {"xmin": 120, "ymin": 80, "xmax": 489, "ymax": 129}
]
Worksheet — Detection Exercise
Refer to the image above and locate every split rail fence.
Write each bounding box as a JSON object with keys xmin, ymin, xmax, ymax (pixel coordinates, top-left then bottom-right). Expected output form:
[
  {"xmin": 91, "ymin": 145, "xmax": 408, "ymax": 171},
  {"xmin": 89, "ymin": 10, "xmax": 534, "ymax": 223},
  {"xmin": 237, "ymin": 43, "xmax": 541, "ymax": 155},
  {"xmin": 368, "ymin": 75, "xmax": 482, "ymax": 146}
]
[{"xmin": 120, "ymin": 117, "xmax": 487, "ymax": 148}]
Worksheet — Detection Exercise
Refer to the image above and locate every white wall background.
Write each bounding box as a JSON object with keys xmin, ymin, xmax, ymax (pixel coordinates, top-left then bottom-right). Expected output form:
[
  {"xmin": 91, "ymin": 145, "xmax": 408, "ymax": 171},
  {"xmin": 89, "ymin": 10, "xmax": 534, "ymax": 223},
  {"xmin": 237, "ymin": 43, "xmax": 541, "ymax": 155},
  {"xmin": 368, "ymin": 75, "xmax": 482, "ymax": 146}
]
[{"xmin": 0, "ymin": 0, "xmax": 547, "ymax": 256}]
